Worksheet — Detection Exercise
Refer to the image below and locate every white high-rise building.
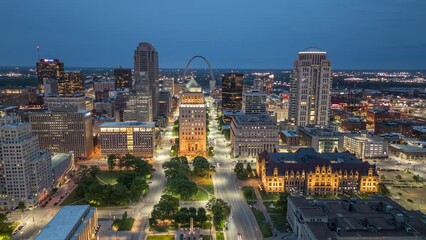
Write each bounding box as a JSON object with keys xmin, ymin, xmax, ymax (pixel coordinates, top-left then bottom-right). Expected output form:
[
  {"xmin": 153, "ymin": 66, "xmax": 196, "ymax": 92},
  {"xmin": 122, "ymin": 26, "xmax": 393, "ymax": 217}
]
[
  {"xmin": 242, "ymin": 89, "xmax": 267, "ymax": 115},
  {"xmin": 0, "ymin": 115, "xmax": 52, "ymax": 209},
  {"xmin": 289, "ymin": 47, "xmax": 332, "ymax": 126},
  {"xmin": 134, "ymin": 42, "xmax": 159, "ymax": 117}
]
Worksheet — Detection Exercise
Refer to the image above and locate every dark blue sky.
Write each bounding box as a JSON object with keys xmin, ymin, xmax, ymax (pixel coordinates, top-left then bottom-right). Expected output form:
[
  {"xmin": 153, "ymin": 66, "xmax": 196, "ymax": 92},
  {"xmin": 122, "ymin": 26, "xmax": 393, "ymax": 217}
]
[{"xmin": 1, "ymin": 0, "xmax": 425, "ymax": 69}]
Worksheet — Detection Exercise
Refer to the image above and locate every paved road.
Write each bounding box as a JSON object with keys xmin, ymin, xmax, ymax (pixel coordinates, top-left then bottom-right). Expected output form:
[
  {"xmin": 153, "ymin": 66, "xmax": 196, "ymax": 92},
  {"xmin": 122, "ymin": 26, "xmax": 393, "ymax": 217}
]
[{"xmin": 207, "ymin": 98, "xmax": 263, "ymax": 240}]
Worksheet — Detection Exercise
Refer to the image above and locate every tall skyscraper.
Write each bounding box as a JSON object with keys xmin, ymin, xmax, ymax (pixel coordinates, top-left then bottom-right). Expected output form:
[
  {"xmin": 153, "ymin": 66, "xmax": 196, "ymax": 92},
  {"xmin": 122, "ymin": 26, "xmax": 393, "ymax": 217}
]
[
  {"xmin": 289, "ymin": 47, "xmax": 332, "ymax": 126},
  {"xmin": 28, "ymin": 106, "xmax": 94, "ymax": 159},
  {"xmin": 114, "ymin": 68, "xmax": 132, "ymax": 89},
  {"xmin": 0, "ymin": 115, "xmax": 52, "ymax": 208},
  {"xmin": 59, "ymin": 71, "xmax": 84, "ymax": 95},
  {"xmin": 222, "ymin": 73, "xmax": 244, "ymax": 111},
  {"xmin": 36, "ymin": 58, "xmax": 64, "ymax": 94},
  {"xmin": 242, "ymin": 89, "xmax": 267, "ymax": 115},
  {"xmin": 179, "ymin": 79, "xmax": 206, "ymax": 157},
  {"xmin": 134, "ymin": 42, "xmax": 159, "ymax": 117}
]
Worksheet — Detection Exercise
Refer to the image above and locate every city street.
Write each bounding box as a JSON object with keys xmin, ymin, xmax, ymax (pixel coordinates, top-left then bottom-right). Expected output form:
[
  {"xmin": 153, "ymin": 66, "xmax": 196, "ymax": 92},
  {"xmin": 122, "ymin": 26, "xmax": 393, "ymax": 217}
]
[{"xmin": 207, "ymin": 98, "xmax": 263, "ymax": 240}]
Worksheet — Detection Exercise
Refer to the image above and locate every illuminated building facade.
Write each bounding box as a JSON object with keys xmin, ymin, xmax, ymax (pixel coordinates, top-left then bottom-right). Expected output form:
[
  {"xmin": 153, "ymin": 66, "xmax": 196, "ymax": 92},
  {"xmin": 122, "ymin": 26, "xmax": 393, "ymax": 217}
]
[
  {"xmin": 179, "ymin": 79, "xmax": 206, "ymax": 157},
  {"xmin": 134, "ymin": 42, "xmax": 159, "ymax": 117},
  {"xmin": 0, "ymin": 115, "xmax": 52, "ymax": 209},
  {"xmin": 28, "ymin": 106, "xmax": 93, "ymax": 159},
  {"xmin": 256, "ymin": 148, "xmax": 379, "ymax": 195},
  {"xmin": 44, "ymin": 94, "xmax": 89, "ymax": 111},
  {"xmin": 114, "ymin": 68, "xmax": 132, "ymax": 89},
  {"xmin": 59, "ymin": 71, "xmax": 84, "ymax": 95},
  {"xmin": 36, "ymin": 58, "xmax": 64, "ymax": 94},
  {"xmin": 344, "ymin": 134, "xmax": 387, "ymax": 159},
  {"xmin": 289, "ymin": 48, "xmax": 332, "ymax": 126},
  {"xmin": 230, "ymin": 114, "xmax": 279, "ymax": 157},
  {"xmin": 242, "ymin": 89, "xmax": 267, "ymax": 115},
  {"xmin": 298, "ymin": 125, "xmax": 344, "ymax": 153},
  {"xmin": 99, "ymin": 122, "xmax": 155, "ymax": 159},
  {"xmin": 222, "ymin": 73, "xmax": 243, "ymax": 111},
  {"xmin": 123, "ymin": 92, "xmax": 153, "ymax": 122}
]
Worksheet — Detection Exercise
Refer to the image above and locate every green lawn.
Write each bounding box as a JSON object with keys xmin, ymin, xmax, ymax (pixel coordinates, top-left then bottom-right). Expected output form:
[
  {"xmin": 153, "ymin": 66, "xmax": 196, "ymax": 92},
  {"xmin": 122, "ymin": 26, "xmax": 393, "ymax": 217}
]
[
  {"xmin": 147, "ymin": 235, "xmax": 175, "ymax": 240},
  {"xmin": 113, "ymin": 217, "xmax": 134, "ymax": 231},
  {"xmin": 96, "ymin": 171, "xmax": 124, "ymax": 185},
  {"xmin": 60, "ymin": 189, "xmax": 87, "ymax": 206},
  {"xmin": 242, "ymin": 186, "xmax": 256, "ymax": 200},
  {"xmin": 188, "ymin": 175, "xmax": 214, "ymax": 201},
  {"xmin": 266, "ymin": 202, "xmax": 281, "ymax": 213},
  {"xmin": 191, "ymin": 187, "xmax": 210, "ymax": 201},
  {"xmin": 270, "ymin": 214, "xmax": 291, "ymax": 233},
  {"xmin": 260, "ymin": 191, "xmax": 280, "ymax": 201},
  {"xmin": 251, "ymin": 208, "xmax": 273, "ymax": 238}
]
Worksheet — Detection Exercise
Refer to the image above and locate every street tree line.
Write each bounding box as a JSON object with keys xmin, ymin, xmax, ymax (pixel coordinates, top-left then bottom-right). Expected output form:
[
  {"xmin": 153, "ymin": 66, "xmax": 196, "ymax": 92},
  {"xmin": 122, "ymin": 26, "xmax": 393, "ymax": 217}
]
[{"xmin": 150, "ymin": 194, "xmax": 231, "ymax": 230}]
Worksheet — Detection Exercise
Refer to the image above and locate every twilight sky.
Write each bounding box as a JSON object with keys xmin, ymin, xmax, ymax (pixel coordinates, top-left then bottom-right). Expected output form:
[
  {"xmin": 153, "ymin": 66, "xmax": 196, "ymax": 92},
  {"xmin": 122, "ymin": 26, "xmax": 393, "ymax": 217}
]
[{"xmin": 1, "ymin": 0, "xmax": 425, "ymax": 69}]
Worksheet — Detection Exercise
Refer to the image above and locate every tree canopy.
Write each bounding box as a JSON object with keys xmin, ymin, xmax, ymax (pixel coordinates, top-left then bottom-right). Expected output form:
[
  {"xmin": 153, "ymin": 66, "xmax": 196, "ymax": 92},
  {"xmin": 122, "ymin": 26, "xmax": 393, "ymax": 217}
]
[{"xmin": 206, "ymin": 198, "xmax": 231, "ymax": 230}]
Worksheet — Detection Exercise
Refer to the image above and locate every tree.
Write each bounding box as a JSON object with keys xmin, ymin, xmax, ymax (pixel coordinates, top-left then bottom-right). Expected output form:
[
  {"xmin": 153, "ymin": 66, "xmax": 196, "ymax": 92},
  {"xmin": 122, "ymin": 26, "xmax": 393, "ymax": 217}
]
[
  {"xmin": 413, "ymin": 175, "xmax": 421, "ymax": 182},
  {"xmin": 175, "ymin": 207, "xmax": 190, "ymax": 224},
  {"xmin": 76, "ymin": 165, "xmax": 90, "ymax": 183},
  {"xmin": 89, "ymin": 165, "xmax": 101, "ymax": 179},
  {"xmin": 246, "ymin": 163, "xmax": 252, "ymax": 174},
  {"xmin": 166, "ymin": 174, "xmax": 198, "ymax": 200},
  {"xmin": 234, "ymin": 163, "xmax": 245, "ymax": 173},
  {"xmin": 378, "ymin": 183, "xmax": 390, "ymax": 196},
  {"xmin": 193, "ymin": 156, "xmax": 210, "ymax": 176},
  {"xmin": 163, "ymin": 158, "xmax": 190, "ymax": 179},
  {"xmin": 117, "ymin": 172, "xmax": 137, "ymax": 189},
  {"xmin": 0, "ymin": 212, "xmax": 13, "ymax": 239},
  {"xmin": 17, "ymin": 202, "xmax": 25, "ymax": 212},
  {"xmin": 395, "ymin": 174, "xmax": 402, "ymax": 180},
  {"xmin": 275, "ymin": 192, "xmax": 291, "ymax": 213},
  {"xmin": 107, "ymin": 154, "xmax": 117, "ymax": 171},
  {"xmin": 150, "ymin": 194, "xmax": 180, "ymax": 225},
  {"xmin": 130, "ymin": 177, "xmax": 149, "ymax": 200},
  {"xmin": 206, "ymin": 198, "xmax": 231, "ymax": 230},
  {"xmin": 133, "ymin": 158, "xmax": 154, "ymax": 177},
  {"xmin": 196, "ymin": 207, "xmax": 208, "ymax": 223}
]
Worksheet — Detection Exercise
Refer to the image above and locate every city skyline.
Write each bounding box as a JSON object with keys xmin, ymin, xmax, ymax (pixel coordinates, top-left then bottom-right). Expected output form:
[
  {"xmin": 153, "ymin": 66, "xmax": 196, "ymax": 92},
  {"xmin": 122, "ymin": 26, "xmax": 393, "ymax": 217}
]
[{"xmin": 1, "ymin": 1, "xmax": 426, "ymax": 69}]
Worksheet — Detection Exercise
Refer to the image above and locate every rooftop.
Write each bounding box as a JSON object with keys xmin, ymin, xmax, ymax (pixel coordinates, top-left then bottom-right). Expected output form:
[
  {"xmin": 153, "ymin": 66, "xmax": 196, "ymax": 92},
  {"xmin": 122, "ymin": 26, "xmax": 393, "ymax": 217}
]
[
  {"xmin": 281, "ymin": 130, "xmax": 298, "ymax": 137},
  {"xmin": 233, "ymin": 114, "xmax": 276, "ymax": 125},
  {"xmin": 100, "ymin": 122, "xmax": 155, "ymax": 128},
  {"xmin": 265, "ymin": 148, "xmax": 361, "ymax": 164},
  {"xmin": 288, "ymin": 196, "xmax": 426, "ymax": 239},
  {"xmin": 35, "ymin": 205, "xmax": 93, "ymax": 240},
  {"xmin": 51, "ymin": 153, "xmax": 72, "ymax": 169},
  {"xmin": 299, "ymin": 47, "xmax": 326, "ymax": 53},
  {"xmin": 389, "ymin": 143, "xmax": 426, "ymax": 153}
]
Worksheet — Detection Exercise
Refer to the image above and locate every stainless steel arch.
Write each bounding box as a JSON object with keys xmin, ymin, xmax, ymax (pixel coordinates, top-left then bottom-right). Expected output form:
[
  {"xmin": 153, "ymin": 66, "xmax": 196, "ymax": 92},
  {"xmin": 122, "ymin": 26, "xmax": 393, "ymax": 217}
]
[{"xmin": 182, "ymin": 55, "xmax": 215, "ymax": 83}]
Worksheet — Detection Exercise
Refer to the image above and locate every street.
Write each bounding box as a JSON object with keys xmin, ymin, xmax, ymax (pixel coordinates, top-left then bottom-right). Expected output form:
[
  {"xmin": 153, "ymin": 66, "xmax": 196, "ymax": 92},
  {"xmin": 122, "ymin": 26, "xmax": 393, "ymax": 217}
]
[{"xmin": 208, "ymin": 98, "xmax": 263, "ymax": 240}]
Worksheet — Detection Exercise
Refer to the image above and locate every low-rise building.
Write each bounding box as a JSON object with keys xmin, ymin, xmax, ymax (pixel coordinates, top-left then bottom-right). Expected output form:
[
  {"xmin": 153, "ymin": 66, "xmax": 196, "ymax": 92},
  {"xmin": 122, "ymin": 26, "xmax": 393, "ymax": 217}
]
[
  {"xmin": 375, "ymin": 119, "xmax": 426, "ymax": 137},
  {"xmin": 280, "ymin": 130, "xmax": 299, "ymax": 146},
  {"xmin": 35, "ymin": 205, "xmax": 98, "ymax": 240},
  {"xmin": 298, "ymin": 125, "xmax": 344, "ymax": 153},
  {"xmin": 341, "ymin": 117, "xmax": 366, "ymax": 132},
  {"xmin": 230, "ymin": 114, "xmax": 279, "ymax": 157},
  {"xmin": 287, "ymin": 196, "xmax": 426, "ymax": 240},
  {"xmin": 388, "ymin": 141, "xmax": 426, "ymax": 161},
  {"xmin": 51, "ymin": 152, "xmax": 74, "ymax": 186},
  {"xmin": 257, "ymin": 148, "xmax": 379, "ymax": 195},
  {"xmin": 99, "ymin": 122, "xmax": 155, "ymax": 159},
  {"xmin": 344, "ymin": 134, "xmax": 387, "ymax": 159}
]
